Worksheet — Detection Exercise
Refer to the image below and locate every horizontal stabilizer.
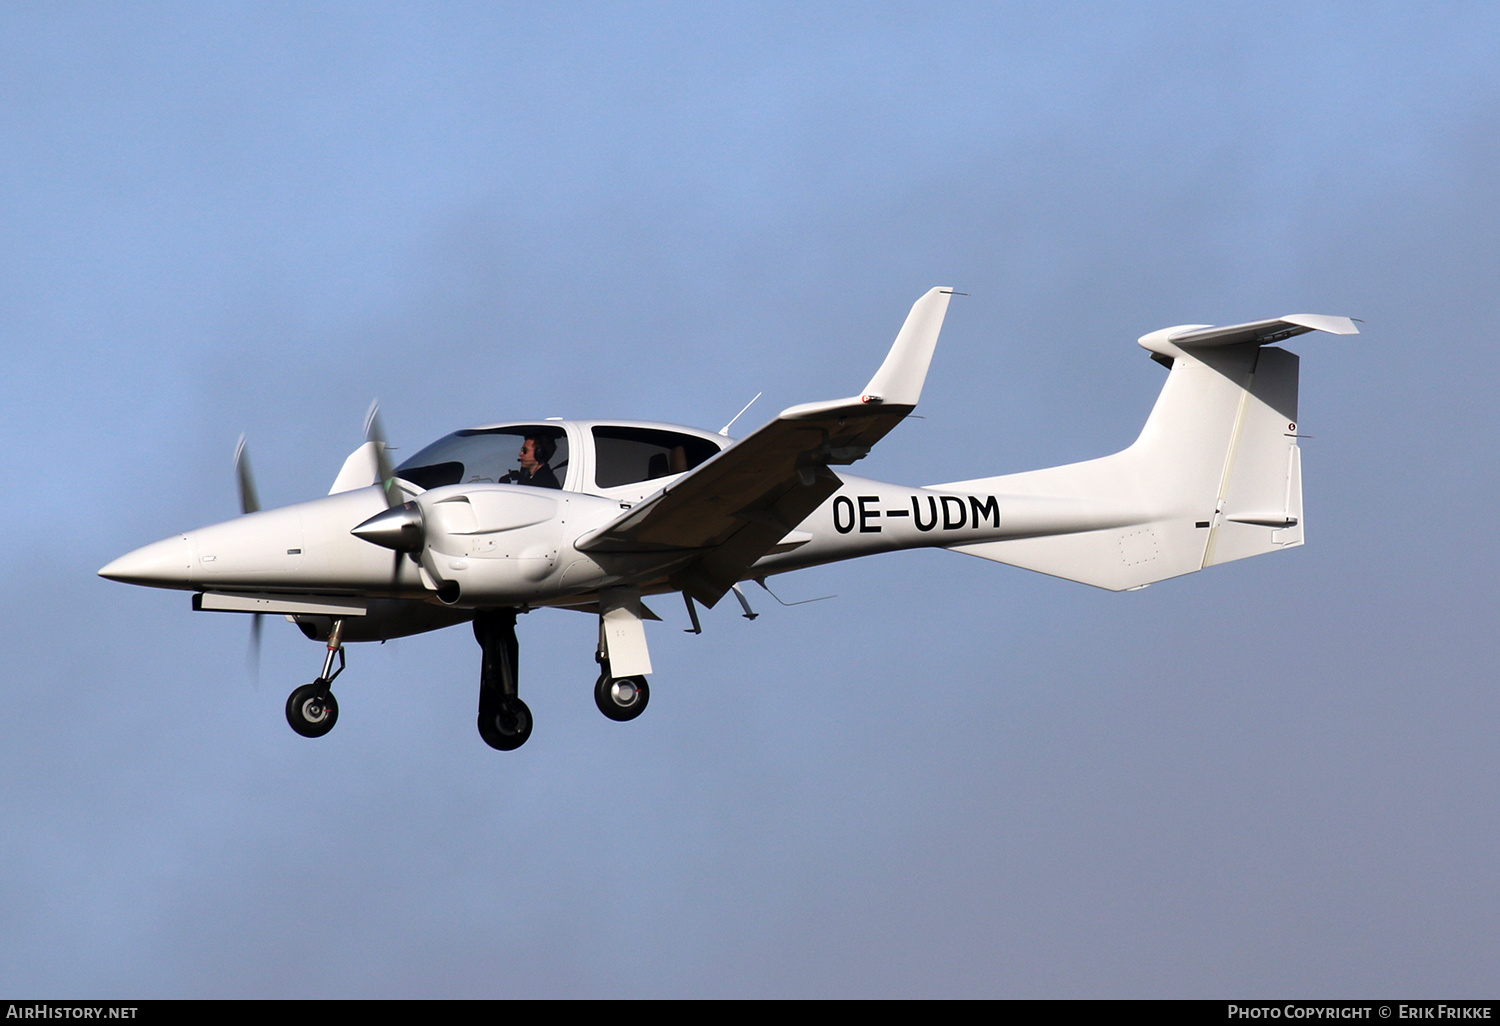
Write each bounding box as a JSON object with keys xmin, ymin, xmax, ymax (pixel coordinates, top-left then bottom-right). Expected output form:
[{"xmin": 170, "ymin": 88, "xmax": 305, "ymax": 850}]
[{"xmin": 1140, "ymin": 314, "xmax": 1358, "ymax": 354}]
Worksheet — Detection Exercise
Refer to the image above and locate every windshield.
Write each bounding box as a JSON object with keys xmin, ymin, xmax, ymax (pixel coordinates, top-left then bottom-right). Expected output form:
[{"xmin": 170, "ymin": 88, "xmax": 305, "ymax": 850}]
[{"xmin": 395, "ymin": 426, "xmax": 568, "ymax": 491}]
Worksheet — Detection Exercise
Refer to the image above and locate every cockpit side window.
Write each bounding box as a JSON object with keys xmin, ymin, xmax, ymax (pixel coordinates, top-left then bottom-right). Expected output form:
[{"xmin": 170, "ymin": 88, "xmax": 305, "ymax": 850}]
[
  {"xmin": 396, "ymin": 426, "xmax": 569, "ymax": 491},
  {"xmin": 591, "ymin": 427, "xmax": 720, "ymax": 489}
]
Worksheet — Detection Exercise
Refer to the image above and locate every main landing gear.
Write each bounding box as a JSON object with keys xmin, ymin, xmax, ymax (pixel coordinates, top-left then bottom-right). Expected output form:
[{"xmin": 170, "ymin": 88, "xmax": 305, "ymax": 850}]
[
  {"xmin": 286, "ymin": 619, "xmax": 345, "ymax": 738},
  {"xmin": 594, "ymin": 656, "xmax": 649, "ymax": 722},
  {"xmin": 473, "ymin": 609, "xmax": 532, "ymax": 751},
  {"xmin": 593, "ymin": 594, "xmax": 652, "ymax": 723},
  {"xmin": 471, "ymin": 606, "xmax": 649, "ymax": 750}
]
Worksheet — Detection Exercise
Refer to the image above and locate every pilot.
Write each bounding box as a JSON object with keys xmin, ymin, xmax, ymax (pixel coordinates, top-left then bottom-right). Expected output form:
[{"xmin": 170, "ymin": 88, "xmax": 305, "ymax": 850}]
[{"xmin": 505, "ymin": 434, "xmax": 561, "ymax": 489}]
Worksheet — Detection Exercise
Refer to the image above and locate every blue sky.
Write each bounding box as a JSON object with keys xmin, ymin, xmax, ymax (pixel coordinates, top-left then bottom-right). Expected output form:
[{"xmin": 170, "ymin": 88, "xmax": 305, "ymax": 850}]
[{"xmin": 3, "ymin": 3, "xmax": 1498, "ymax": 996}]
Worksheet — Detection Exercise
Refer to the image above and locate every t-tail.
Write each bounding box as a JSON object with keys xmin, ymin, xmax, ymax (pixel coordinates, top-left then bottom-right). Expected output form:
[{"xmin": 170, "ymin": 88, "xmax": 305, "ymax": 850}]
[{"xmin": 936, "ymin": 314, "xmax": 1357, "ymax": 590}]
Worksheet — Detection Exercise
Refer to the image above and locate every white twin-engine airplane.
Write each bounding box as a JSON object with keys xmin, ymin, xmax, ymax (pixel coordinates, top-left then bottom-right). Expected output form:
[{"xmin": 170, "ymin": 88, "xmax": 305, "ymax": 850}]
[{"xmin": 100, "ymin": 288, "xmax": 1356, "ymax": 750}]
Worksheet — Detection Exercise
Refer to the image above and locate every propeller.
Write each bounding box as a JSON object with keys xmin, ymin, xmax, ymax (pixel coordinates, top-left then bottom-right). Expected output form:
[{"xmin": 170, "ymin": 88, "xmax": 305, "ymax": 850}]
[
  {"xmin": 364, "ymin": 401, "xmax": 401, "ymax": 508},
  {"xmin": 247, "ymin": 610, "xmax": 263, "ymax": 682},
  {"xmin": 359, "ymin": 401, "xmax": 421, "ymax": 593},
  {"xmin": 234, "ymin": 433, "xmax": 263, "ymax": 678},
  {"xmin": 234, "ymin": 433, "xmax": 260, "ymax": 514}
]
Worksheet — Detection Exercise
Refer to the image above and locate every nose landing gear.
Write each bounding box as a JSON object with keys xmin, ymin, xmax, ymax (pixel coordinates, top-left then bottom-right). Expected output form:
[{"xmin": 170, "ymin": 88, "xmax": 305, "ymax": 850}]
[{"xmin": 286, "ymin": 619, "xmax": 345, "ymax": 738}]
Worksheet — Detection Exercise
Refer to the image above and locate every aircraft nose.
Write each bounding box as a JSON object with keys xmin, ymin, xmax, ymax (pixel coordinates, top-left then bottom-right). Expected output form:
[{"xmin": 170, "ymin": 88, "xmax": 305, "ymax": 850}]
[{"xmin": 98, "ymin": 534, "xmax": 193, "ymax": 588}]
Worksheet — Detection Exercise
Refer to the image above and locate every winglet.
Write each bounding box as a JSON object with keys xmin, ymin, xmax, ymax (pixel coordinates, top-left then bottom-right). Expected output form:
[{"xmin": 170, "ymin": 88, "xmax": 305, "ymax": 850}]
[
  {"xmin": 780, "ymin": 286, "xmax": 955, "ymax": 420},
  {"xmin": 860, "ymin": 287, "xmax": 954, "ymax": 406}
]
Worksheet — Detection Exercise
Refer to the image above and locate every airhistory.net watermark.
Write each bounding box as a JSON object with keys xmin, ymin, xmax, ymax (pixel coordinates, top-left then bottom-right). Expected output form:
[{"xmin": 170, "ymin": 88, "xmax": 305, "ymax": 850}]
[{"xmin": 5, "ymin": 1007, "xmax": 137, "ymax": 1019}]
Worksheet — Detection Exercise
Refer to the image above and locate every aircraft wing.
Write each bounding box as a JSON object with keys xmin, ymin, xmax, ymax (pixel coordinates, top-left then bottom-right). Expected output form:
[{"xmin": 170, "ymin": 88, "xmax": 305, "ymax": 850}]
[{"xmin": 576, "ymin": 286, "xmax": 955, "ymax": 606}]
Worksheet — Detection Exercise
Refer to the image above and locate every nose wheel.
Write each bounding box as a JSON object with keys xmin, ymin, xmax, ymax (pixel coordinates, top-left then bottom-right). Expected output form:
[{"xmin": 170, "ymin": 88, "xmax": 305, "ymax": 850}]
[
  {"xmin": 286, "ymin": 681, "xmax": 339, "ymax": 737},
  {"xmin": 594, "ymin": 667, "xmax": 650, "ymax": 722},
  {"xmin": 285, "ymin": 620, "xmax": 345, "ymax": 739}
]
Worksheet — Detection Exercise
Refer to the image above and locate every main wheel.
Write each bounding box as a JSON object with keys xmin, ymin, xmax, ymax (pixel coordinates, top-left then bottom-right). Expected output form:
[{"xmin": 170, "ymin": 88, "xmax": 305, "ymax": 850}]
[
  {"xmin": 478, "ymin": 696, "xmax": 533, "ymax": 751},
  {"xmin": 286, "ymin": 682, "xmax": 339, "ymax": 738},
  {"xmin": 595, "ymin": 674, "xmax": 650, "ymax": 722}
]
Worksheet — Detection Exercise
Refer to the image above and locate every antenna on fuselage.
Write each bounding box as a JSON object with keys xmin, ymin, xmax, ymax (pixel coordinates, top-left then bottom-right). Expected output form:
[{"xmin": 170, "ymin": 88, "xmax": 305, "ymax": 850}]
[
  {"xmin": 756, "ymin": 577, "xmax": 837, "ymax": 607},
  {"xmin": 718, "ymin": 392, "xmax": 762, "ymax": 437}
]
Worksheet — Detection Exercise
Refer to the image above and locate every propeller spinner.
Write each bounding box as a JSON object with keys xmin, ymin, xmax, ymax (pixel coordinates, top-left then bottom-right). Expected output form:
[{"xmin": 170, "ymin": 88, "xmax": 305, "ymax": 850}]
[{"xmin": 351, "ymin": 501, "xmax": 425, "ymax": 552}]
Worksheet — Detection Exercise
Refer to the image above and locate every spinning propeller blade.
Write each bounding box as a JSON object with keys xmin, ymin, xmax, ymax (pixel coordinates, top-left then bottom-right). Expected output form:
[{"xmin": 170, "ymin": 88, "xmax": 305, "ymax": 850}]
[
  {"xmin": 247, "ymin": 611, "xmax": 263, "ymax": 683},
  {"xmin": 362, "ymin": 402, "xmax": 415, "ymax": 591},
  {"xmin": 234, "ymin": 434, "xmax": 260, "ymax": 515},
  {"xmin": 364, "ymin": 401, "xmax": 400, "ymax": 508},
  {"xmin": 234, "ymin": 433, "xmax": 264, "ymax": 679}
]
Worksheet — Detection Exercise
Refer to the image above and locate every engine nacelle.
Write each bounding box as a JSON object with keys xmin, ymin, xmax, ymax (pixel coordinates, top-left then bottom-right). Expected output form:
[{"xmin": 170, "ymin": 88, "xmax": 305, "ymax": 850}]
[{"xmin": 414, "ymin": 484, "xmax": 616, "ymax": 605}]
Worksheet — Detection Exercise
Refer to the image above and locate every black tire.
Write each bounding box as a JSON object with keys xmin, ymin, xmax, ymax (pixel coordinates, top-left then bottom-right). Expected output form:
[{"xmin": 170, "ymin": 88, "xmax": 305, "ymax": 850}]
[
  {"xmin": 594, "ymin": 674, "xmax": 650, "ymax": 722},
  {"xmin": 478, "ymin": 696, "xmax": 532, "ymax": 751},
  {"xmin": 286, "ymin": 682, "xmax": 338, "ymax": 738}
]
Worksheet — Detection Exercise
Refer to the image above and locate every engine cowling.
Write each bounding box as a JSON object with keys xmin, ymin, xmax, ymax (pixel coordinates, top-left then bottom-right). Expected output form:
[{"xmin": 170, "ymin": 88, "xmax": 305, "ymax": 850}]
[{"xmin": 353, "ymin": 483, "xmax": 621, "ymax": 606}]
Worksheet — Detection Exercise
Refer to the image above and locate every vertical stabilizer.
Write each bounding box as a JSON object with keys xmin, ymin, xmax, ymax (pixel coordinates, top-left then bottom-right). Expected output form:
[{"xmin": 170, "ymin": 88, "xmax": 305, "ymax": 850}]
[{"xmin": 936, "ymin": 312, "xmax": 1348, "ymax": 590}]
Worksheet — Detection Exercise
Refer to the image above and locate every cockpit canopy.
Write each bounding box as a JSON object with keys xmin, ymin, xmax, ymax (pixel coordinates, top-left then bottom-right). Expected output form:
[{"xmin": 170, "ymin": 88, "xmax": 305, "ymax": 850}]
[
  {"xmin": 395, "ymin": 425, "xmax": 569, "ymax": 491},
  {"xmin": 395, "ymin": 422, "xmax": 723, "ymax": 495}
]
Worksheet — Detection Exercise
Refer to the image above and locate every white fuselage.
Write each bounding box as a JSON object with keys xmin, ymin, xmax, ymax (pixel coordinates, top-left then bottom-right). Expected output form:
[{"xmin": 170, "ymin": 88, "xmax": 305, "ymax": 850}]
[
  {"xmin": 99, "ymin": 412, "xmax": 1057, "ymax": 630},
  {"xmin": 100, "ymin": 470, "xmax": 1029, "ymax": 607}
]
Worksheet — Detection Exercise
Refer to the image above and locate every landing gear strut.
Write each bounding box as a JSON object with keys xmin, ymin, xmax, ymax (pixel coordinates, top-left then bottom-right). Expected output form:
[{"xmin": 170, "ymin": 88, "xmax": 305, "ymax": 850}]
[
  {"xmin": 286, "ymin": 619, "xmax": 344, "ymax": 738},
  {"xmin": 593, "ymin": 601, "xmax": 652, "ymax": 722},
  {"xmin": 474, "ymin": 608, "xmax": 532, "ymax": 751},
  {"xmin": 592, "ymin": 613, "xmax": 649, "ymax": 724}
]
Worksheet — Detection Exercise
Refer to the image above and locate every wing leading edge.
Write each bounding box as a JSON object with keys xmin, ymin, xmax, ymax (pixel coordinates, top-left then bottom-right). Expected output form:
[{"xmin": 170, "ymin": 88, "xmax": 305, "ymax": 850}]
[{"xmin": 576, "ymin": 286, "xmax": 955, "ymax": 606}]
